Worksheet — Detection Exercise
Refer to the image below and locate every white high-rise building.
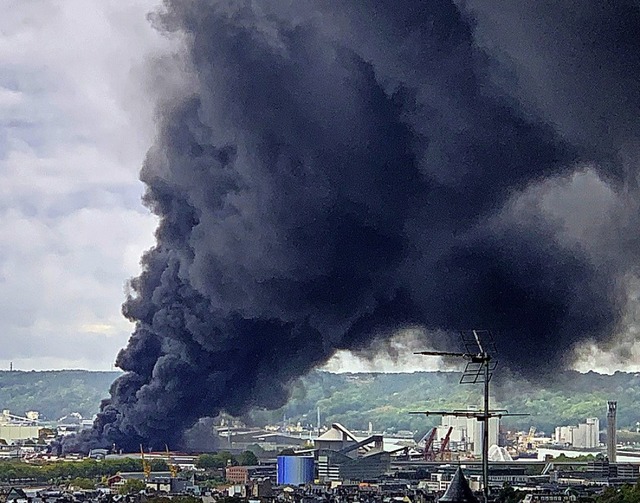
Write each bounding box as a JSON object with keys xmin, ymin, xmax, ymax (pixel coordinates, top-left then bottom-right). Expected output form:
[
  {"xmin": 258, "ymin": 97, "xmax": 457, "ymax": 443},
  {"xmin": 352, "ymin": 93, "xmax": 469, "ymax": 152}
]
[
  {"xmin": 578, "ymin": 417, "xmax": 599, "ymax": 448},
  {"xmin": 555, "ymin": 425, "xmax": 577, "ymax": 445},
  {"xmin": 439, "ymin": 414, "xmax": 470, "ymax": 444},
  {"xmin": 438, "ymin": 406, "xmax": 500, "ymax": 455},
  {"xmin": 555, "ymin": 418, "xmax": 599, "ymax": 448},
  {"xmin": 473, "ymin": 416, "xmax": 499, "ymax": 456}
]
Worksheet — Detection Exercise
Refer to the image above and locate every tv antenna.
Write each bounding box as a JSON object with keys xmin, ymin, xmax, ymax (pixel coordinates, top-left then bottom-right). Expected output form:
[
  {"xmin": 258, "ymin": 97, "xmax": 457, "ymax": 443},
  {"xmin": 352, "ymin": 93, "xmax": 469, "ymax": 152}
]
[{"xmin": 410, "ymin": 330, "xmax": 527, "ymax": 503}]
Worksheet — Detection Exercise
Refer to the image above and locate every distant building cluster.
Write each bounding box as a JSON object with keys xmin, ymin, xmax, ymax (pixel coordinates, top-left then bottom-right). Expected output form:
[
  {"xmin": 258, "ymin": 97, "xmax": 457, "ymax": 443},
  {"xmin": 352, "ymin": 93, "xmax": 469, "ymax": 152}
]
[
  {"xmin": 0, "ymin": 409, "xmax": 42, "ymax": 445},
  {"xmin": 0, "ymin": 399, "xmax": 636, "ymax": 503},
  {"xmin": 554, "ymin": 418, "xmax": 600, "ymax": 448},
  {"xmin": 436, "ymin": 407, "xmax": 500, "ymax": 457}
]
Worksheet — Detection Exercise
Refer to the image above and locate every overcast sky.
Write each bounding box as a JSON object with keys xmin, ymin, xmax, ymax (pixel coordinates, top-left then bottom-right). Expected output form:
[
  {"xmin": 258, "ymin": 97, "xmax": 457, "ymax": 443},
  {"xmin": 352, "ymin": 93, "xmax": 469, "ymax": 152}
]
[
  {"xmin": 1, "ymin": 1, "xmax": 638, "ymax": 374},
  {"xmin": 0, "ymin": 1, "xmax": 164, "ymax": 370},
  {"xmin": 1, "ymin": 1, "xmax": 441, "ymax": 373}
]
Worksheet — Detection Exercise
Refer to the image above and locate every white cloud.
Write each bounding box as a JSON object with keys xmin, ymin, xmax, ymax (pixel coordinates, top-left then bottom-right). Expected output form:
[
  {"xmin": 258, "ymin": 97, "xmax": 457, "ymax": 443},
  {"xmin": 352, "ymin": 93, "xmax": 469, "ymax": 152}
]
[
  {"xmin": 0, "ymin": 87, "xmax": 23, "ymax": 108},
  {"xmin": 0, "ymin": 0, "xmax": 168, "ymax": 370},
  {"xmin": 323, "ymin": 328, "xmax": 456, "ymax": 373}
]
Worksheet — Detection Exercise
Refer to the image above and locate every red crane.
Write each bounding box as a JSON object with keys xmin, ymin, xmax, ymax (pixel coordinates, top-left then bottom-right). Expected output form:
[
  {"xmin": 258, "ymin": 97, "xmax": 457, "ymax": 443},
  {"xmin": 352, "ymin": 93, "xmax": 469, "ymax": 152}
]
[
  {"xmin": 421, "ymin": 427, "xmax": 437, "ymax": 461},
  {"xmin": 438, "ymin": 426, "xmax": 454, "ymax": 461}
]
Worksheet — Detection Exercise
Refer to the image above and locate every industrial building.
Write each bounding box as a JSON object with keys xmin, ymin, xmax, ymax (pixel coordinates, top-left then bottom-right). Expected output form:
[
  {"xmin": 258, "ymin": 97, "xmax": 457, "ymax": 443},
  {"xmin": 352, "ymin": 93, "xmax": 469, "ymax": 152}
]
[
  {"xmin": 226, "ymin": 464, "xmax": 276, "ymax": 484},
  {"xmin": 0, "ymin": 409, "xmax": 42, "ymax": 444},
  {"xmin": 216, "ymin": 427, "xmax": 309, "ymax": 452},
  {"xmin": 277, "ymin": 456, "xmax": 315, "ymax": 485},
  {"xmin": 317, "ymin": 449, "xmax": 390, "ymax": 482},
  {"xmin": 436, "ymin": 407, "xmax": 499, "ymax": 456},
  {"xmin": 554, "ymin": 417, "xmax": 599, "ymax": 448},
  {"xmin": 269, "ymin": 423, "xmax": 395, "ymax": 483}
]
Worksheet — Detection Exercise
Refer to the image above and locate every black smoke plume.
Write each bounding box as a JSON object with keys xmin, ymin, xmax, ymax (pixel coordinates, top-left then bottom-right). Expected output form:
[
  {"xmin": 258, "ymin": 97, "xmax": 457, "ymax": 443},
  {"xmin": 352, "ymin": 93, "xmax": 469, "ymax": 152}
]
[{"xmin": 68, "ymin": 0, "xmax": 640, "ymax": 452}]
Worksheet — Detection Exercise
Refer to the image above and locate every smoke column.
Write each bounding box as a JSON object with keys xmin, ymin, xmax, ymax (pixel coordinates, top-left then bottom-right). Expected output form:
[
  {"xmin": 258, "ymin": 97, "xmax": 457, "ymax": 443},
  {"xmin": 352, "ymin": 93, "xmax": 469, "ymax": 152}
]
[{"xmin": 70, "ymin": 0, "xmax": 640, "ymax": 451}]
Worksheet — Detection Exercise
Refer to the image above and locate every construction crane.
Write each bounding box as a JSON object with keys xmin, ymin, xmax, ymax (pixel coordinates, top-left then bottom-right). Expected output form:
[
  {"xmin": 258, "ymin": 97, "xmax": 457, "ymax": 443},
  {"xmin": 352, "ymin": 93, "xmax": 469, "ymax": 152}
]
[
  {"xmin": 527, "ymin": 426, "xmax": 536, "ymax": 446},
  {"xmin": 0, "ymin": 410, "xmax": 41, "ymax": 425},
  {"xmin": 438, "ymin": 426, "xmax": 454, "ymax": 461},
  {"xmin": 140, "ymin": 445, "xmax": 151, "ymax": 480},
  {"xmin": 166, "ymin": 445, "xmax": 179, "ymax": 478},
  {"xmin": 518, "ymin": 426, "xmax": 536, "ymax": 452},
  {"xmin": 420, "ymin": 427, "xmax": 437, "ymax": 461}
]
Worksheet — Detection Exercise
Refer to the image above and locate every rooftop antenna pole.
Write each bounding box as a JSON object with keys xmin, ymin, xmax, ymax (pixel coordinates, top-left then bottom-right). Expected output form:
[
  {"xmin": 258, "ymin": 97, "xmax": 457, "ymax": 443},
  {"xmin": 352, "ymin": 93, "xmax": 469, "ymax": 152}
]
[
  {"xmin": 479, "ymin": 332, "xmax": 490, "ymax": 503},
  {"xmin": 468, "ymin": 329, "xmax": 491, "ymax": 503},
  {"xmin": 411, "ymin": 330, "xmax": 527, "ymax": 503}
]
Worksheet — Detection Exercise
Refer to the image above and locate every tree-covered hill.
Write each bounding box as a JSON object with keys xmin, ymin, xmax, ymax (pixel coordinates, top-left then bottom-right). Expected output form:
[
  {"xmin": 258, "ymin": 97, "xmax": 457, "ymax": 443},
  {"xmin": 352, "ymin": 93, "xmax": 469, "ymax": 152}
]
[
  {"xmin": 1, "ymin": 369, "xmax": 639, "ymax": 435},
  {"xmin": 0, "ymin": 370, "xmax": 120, "ymax": 421},
  {"xmin": 248, "ymin": 369, "xmax": 640, "ymax": 435}
]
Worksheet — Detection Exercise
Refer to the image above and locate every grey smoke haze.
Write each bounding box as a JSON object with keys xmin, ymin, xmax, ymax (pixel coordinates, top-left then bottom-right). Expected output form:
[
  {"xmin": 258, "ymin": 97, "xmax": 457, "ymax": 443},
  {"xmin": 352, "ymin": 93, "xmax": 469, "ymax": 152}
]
[{"xmin": 69, "ymin": 0, "xmax": 640, "ymax": 451}]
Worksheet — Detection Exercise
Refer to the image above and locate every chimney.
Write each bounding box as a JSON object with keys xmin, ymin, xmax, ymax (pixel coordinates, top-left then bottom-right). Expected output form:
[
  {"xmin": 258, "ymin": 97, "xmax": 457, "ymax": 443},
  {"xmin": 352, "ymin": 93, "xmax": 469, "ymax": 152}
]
[{"xmin": 607, "ymin": 401, "xmax": 617, "ymax": 463}]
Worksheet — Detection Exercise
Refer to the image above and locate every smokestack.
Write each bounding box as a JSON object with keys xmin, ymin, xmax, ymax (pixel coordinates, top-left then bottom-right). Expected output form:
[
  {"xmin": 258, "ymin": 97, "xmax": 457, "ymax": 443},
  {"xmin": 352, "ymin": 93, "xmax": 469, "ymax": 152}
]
[{"xmin": 607, "ymin": 401, "xmax": 617, "ymax": 463}]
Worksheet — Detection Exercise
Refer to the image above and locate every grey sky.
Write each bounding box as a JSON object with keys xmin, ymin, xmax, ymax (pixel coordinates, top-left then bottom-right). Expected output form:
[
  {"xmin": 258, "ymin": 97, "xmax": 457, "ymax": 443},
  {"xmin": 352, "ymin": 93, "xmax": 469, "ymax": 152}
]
[{"xmin": 0, "ymin": 1, "xmax": 162, "ymax": 370}]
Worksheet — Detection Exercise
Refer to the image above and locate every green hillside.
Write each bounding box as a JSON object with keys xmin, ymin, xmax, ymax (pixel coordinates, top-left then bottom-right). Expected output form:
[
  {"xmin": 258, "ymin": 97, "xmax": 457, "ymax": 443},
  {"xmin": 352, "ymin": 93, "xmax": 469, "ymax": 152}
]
[
  {"xmin": 0, "ymin": 370, "xmax": 120, "ymax": 421},
  {"xmin": 1, "ymin": 369, "xmax": 638, "ymax": 435},
  {"xmin": 248, "ymin": 369, "xmax": 640, "ymax": 435}
]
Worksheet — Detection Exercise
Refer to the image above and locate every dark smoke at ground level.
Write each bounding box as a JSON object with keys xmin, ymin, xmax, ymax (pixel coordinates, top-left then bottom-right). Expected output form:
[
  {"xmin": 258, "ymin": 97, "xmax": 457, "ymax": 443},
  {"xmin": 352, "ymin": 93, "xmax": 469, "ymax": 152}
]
[{"xmin": 65, "ymin": 0, "xmax": 640, "ymax": 452}]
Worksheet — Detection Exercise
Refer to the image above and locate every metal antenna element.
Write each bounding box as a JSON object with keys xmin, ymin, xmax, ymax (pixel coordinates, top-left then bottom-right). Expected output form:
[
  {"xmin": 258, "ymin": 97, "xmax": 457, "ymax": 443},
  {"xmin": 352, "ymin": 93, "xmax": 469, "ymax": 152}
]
[{"xmin": 411, "ymin": 330, "xmax": 527, "ymax": 503}]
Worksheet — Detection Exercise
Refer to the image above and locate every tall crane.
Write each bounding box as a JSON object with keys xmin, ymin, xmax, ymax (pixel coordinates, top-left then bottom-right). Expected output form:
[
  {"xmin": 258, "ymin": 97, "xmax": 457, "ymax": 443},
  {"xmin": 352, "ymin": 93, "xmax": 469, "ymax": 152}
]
[
  {"xmin": 0, "ymin": 410, "xmax": 41, "ymax": 425},
  {"xmin": 526, "ymin": 426, "xmax": 536, "ymax": 450},
  {"xmin": 166, "ymin": 446, "xmax": 179, "ymax": 478},
  {"xmin": 140, "ymin": 445, "xmax": 151, "ymax": 480},
  {"xmin": 438, "ymin": 426, "xmax": 454, "ymax": 461},
  {"xmin": 420, "ymin": 428, "xmax": 437, "ymax": 461}
]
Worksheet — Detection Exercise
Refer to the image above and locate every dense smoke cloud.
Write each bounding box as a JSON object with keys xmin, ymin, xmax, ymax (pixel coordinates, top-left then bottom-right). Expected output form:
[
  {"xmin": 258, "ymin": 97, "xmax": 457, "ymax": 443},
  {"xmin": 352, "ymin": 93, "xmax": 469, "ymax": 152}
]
[{"xmin": 70, "ymin": 0, "xmax": 640, "ymax": 451}]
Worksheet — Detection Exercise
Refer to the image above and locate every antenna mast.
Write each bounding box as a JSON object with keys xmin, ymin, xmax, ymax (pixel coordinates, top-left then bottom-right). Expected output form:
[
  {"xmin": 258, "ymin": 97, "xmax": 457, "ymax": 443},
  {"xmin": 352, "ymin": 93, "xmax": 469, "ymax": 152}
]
[{"xmin": 412, "ymin": 330, "xmax": 526, "ymax": 503}]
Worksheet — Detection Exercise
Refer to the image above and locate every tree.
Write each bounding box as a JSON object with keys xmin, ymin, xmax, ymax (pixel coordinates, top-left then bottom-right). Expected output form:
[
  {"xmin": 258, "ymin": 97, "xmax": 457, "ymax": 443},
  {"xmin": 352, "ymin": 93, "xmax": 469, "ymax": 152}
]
[
  {"xmin": 552, "ymin": 454, "xmax": 595, "ymax": 463},
  {"xmin": 69, "ymin": 477, "xmax": 96, "ymax": 490},
  {"xmin": 196, "ymin": 452, "xmax": 236, "ymax": 469},
  {"xmin": 196, "ymin": 454, "xmax": 219, "ymax": 470},
  {"xmin": 237, "ymin": 451, "xmax": 258, "ymax": 466},
  {"xmin": 150, "ymin": 459, "xmax": 169, "ymax": 471},
  {"xmin": 118, "ymin": 479, "xmax": 147, "ymax": 495},
  {"xmin": 596, "ymin": 482, "xmax": 640, "ymax": 503}
]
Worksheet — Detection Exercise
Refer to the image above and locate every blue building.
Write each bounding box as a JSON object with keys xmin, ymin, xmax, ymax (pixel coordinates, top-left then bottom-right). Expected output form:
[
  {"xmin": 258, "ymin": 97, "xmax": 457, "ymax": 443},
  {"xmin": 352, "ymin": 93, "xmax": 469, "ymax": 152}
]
[{"xmin": 277, "ymin": 456, "xmax": 315, "ymax": 485}]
